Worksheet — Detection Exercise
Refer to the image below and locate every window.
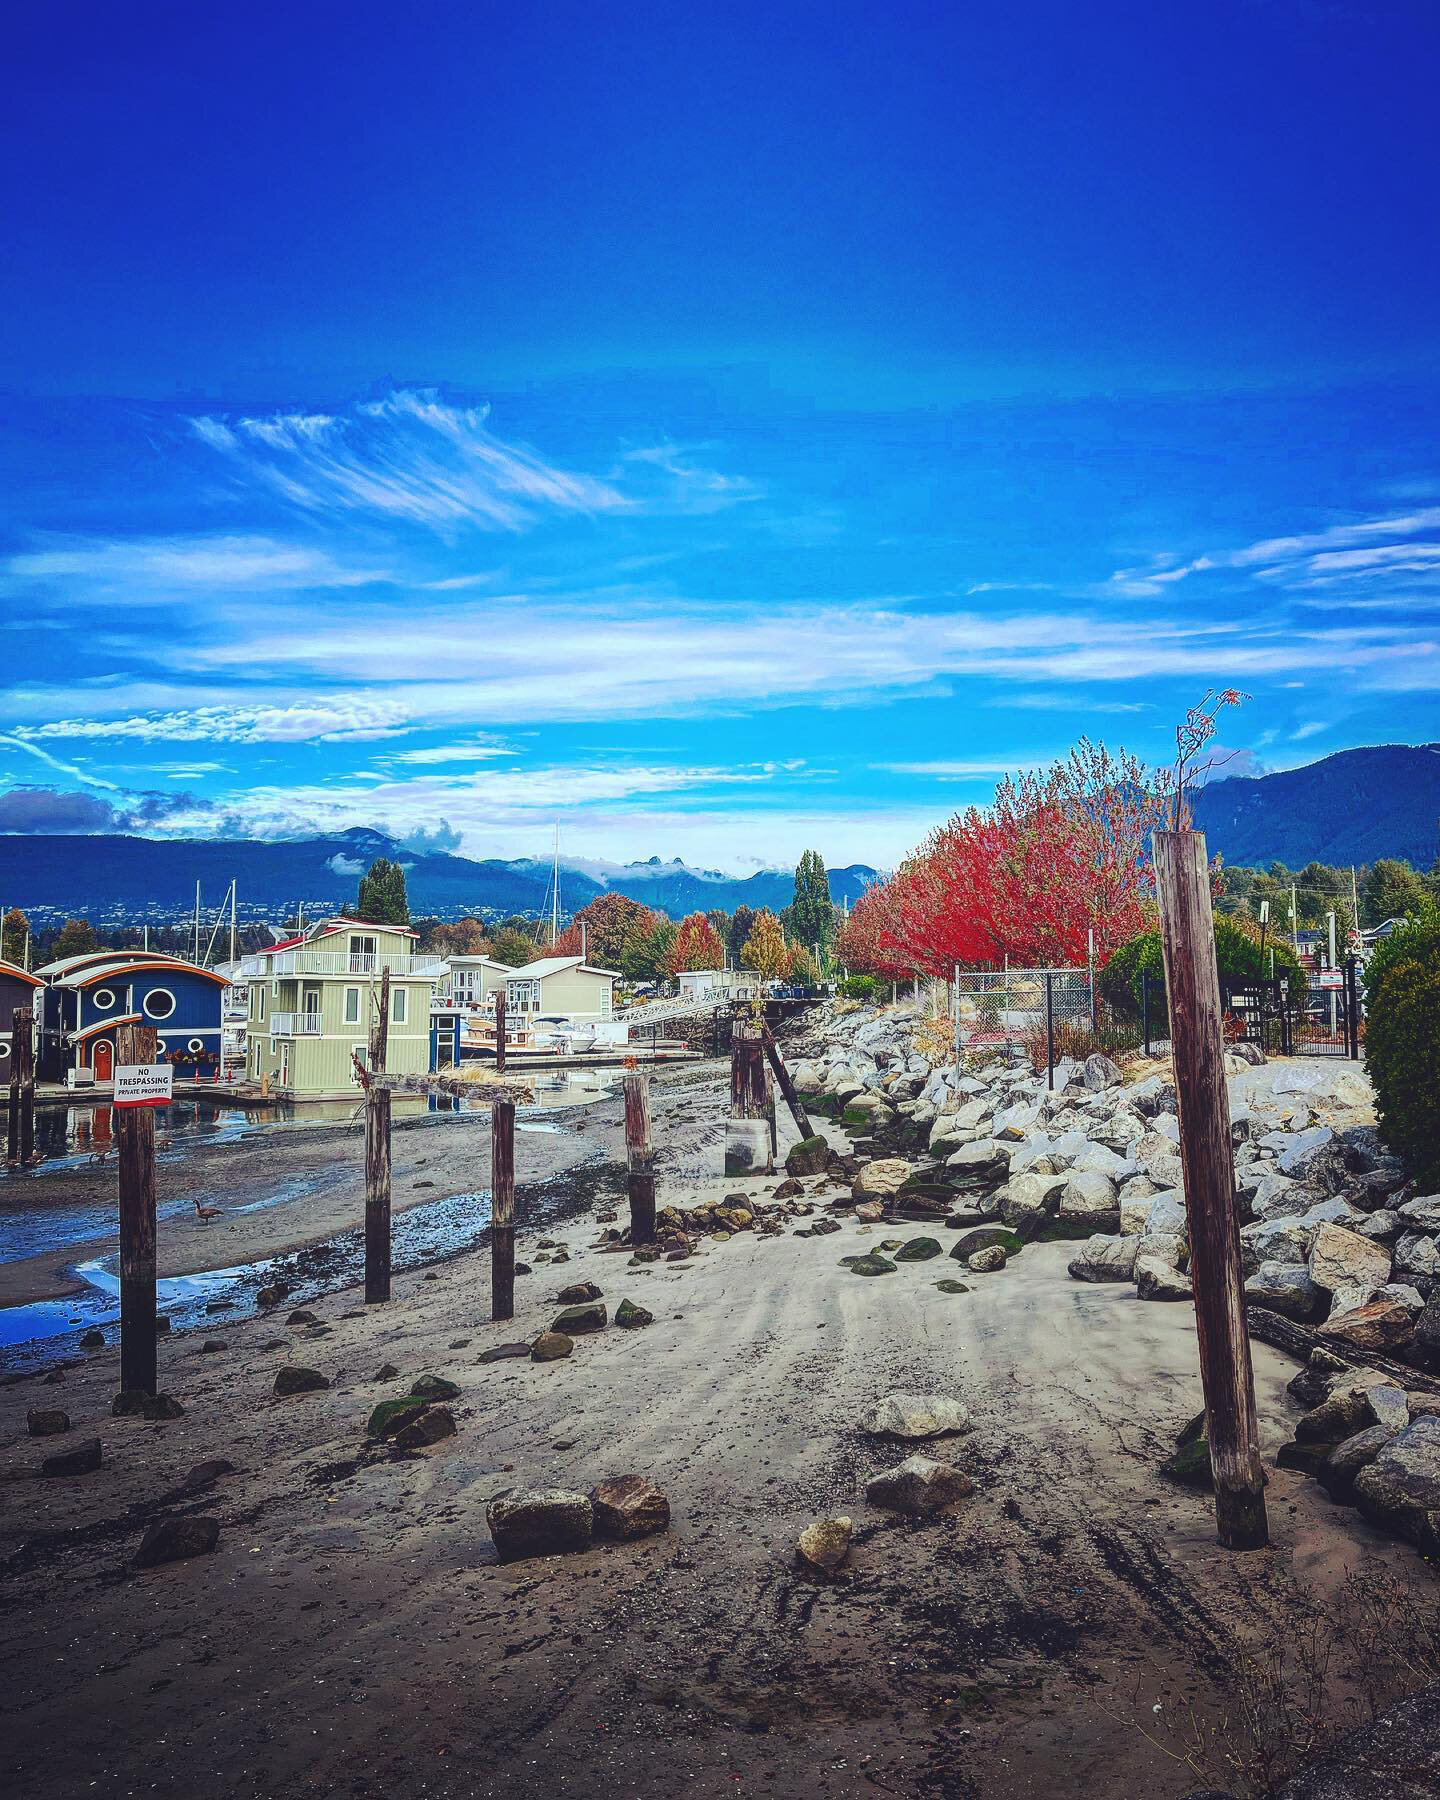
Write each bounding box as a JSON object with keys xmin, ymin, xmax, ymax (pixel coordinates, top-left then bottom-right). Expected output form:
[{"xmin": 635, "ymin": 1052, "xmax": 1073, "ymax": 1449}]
[
  {"xmin": 259, "ymin": 988, "xmax": 266, "ymax": 1018},
  {"xmin": 93, "ymin": 987, "xmax": 116, "ymax": 1010},
  {"xmin": 0, "ymin": 1042, "xmax": 9, "ymax": 1062},
  {"xmin": 143, "ymin": 988, "xmax": 176, "ymax": 1021},
  {"xmin": 156, "ymin": 1038, "xmax": 167, "ymax": 1054},
  {"xmin": 344, "ymin": 987, "xmax": 361, "ymax": 1025},
  {"xmin": 392, "ymin": 987, "xmax": 407, "ymax": 1024},
  {"xmin": 188, "ymin": 1037, "xmax": 205, "ymax": 1054}
]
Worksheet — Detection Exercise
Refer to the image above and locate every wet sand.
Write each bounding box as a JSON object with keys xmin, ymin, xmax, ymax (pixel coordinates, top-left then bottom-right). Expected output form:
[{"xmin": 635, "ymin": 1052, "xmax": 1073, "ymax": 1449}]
[{"xmin": 0, "ymin": 1065, "xmax": 1428, "ymax": 1799}]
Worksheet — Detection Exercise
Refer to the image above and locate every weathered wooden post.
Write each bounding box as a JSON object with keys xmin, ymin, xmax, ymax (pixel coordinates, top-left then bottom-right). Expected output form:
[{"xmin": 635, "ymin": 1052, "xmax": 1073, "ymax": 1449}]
[
  {"xmin": 8, "ymin": 1005, "xmax": 24, "ymax": 1163},
  {"xmin": 724, "ymin": 1018, "xmax": 774, "ymax": 1176},
  {"xmin": 623, "ymin": 1069, "xmax": 656, "ymax": 1243},
  {"xmin": 115, "ymin": 1021, "xmax": 158, "ymax": 1396},
  {"xmin": 494, "ymin": 993, "xmax": 507, "ymax": 1074},
  {"xmin": 761, "ymin": 1025, "xmax": 813, "ymax": 1138},
  {"xmin": 491, "ymin": 1098, "xmax": 515, "ymax": 1319},
  {"xmin": 365, "ymin": 968, "xmax": 392, "ymax": 1305},
  {"xmin": 14, "ymin": 1008, "xmax": 34, "ymax": 1167},
  {"xmin": 1044, "ymin": 973, "xmax": 1055, "ymax": 1091},
  {"xmin": 1153, "ymin": 827, "xmax": 1269, "ymax": 1551}
]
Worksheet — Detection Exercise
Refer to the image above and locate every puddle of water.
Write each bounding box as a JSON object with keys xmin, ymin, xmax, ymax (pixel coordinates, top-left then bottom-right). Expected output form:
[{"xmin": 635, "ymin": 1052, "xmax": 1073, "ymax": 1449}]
[{"xmin": 0, "ymin": 1255, "xmax": 275, "ymax": 1349}]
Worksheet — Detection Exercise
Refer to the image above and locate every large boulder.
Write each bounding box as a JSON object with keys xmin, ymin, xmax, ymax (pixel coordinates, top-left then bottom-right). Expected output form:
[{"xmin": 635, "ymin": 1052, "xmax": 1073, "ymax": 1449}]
[
  {"xmin": 551, "ymin": 1301, "xmax": 607, "ymax": 1335},
  {"xmin": 996, "ymin": 1172, "xmax": 1065, "ymax": 1231},
  {"xmin": 1398, "ymin": 1194, "xmax": 1440, "ymax": 1234},
  {"xmin": 1135, "ymin": 1256, "xmax": 1192, "ymax": 1302},
  {"xmin": 785, "ymin": 1135, "xmax": 831, "ymax": 1176},
  {"xmin": 1319, "ymin": 1297, "xmax": 1416, "ymax": 1352},
  {"xmin": 1275, "ymin": 1126, "xmax": 1335, "ymax": 1178},
  {"xmin": 1308, "ymin": 1222, "xmax": 1391, "ymax": 1294},
  {"xmin": 1394, "ymin": 1232, "xmax": 1440, "ymax": 1281},
  {"xmin": 134, "ymin": 1516, "xmax": 221, "ymax": 1567},
  {"xmin": 1083, "ymin": 1052, "xmax": 1122, "ymax": 1091},
  {"xmin": 950, "ymin": 1225, "xmax": 1018, "ymax": 1261},
  {"xmin": 1245, "ymin": 1262, "xmax": 1326, "ymax": 1322},
  {"xmin": 1068, "ymin": 1234, "xmax": 1139, "ymax": 1283},
  {"xmin": 864, "ymin": 1454, "xmax": 974, "ymax": 1516},
  {"xmin": 858, "ymin": 1392, "xmax": 971, "ymax": 1439},
  {"xmin": 1059, "ymin": 1169, "xmax": 1118, "ymax": 1217},
  {"xmin": 946, "ymin": 1140, "xmax": 1011, "ymax": 1181},
  {"xmin": 852, "ymin": 1158, "xmax": 914, "ymax": 1200},
  {"xmin": 487, "ymin": 1488, "xmax": 594, "ymax": 1561},
  {"xmin": 1354, "ymin": 1419, "xmax": 1440, "ymax": 1553}
]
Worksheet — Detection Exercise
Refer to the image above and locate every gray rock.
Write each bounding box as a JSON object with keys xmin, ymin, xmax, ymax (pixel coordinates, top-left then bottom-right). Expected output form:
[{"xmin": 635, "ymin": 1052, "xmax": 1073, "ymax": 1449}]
[
  {"xmin": 1396, "ymin": 1231, "xmax": 1440, "ymax": 1280},
  {"xmin": 1308, "ymin": 1221, "xmax": 1391, "ymax": 1294},
  {"xmin": 273, "ymin": 1366, "xmax": 330, "ymax": 1397},
  {"xmin": 1059, "ymin": 1169, "xmax": 1117, "ymax": 1216},
  {"xmin": 1245, "ymin": 1262, "xmax": 1326, "ymax": 1322},
  {"xmin": 1319, "ymin": 1425, "xmax": 1396, "ymax": 1504},
  {"xmin": 1135, "ymin": 1256, "xmax": 1192, "ymax": 1302},
  {"xmin": 1068, "ymin": 1234, "xmax": 1139, "ymax": 1282},
  {"xmin": 864, "ymin": 1453, "xmax": 975, "ymax": 1516},
  {"xmin": 967, "ymin": 1244, "xmax": 1007, "ymax": 1273},
  {"xmin": 1275, "ymin": 1674, "xmax": 1440, "ymax": 1798},
  {"xmin": 1083, "ymin": 1052, "xmax": 1122, "ymax": 1091},
  {"xmin": 134, "ymin": 1516, "xmax": 221, "ymax": 1566},
  {"xmin": 1365, "ymin": 1385, "xmax": 1413, "ymax": 1433},
  {"xmin": 589, "ymin": 1475, "xmax": 670, "ymax": 1539},
  {"xmin": 1276, "ymin": 1126, "xmax": 1335, "ymax": 1178},
  {"xmin": 1397, "ymin": 1194, "xmax": 1440, "ymax": 1234},
  {"xmin": 1354, "ymin": 1419, "xmax": 1440, "ymax": 1555},
  {"xmin": 796, "ymin": 1515, "xmax": 852, "ymax": 1577},
  {"xmin": 857, "ymin": 1392, "xmax": 972, "ymax": 1439},
  {"xmin": 487, "ymin": 1487, "xmax": 594, "ymax": 1561},
  {"xmin": 41, "ymin": 1437, "xmax": 101, "ymax": 1477}
]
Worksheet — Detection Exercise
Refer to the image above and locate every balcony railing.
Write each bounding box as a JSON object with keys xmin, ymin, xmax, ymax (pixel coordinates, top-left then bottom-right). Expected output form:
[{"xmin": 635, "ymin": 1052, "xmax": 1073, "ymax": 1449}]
[
  {"xmin": 248, "ymin": 951, "xmax": 447, "ymax": 978},
  {"xmin": 271, "ymin": 1012, "xmax": 322, "ymax": 1036}
]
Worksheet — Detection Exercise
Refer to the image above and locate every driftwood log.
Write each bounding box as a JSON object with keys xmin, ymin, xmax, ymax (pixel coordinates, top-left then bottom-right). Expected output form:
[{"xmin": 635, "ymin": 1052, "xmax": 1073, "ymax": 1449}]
[{"xmin": 1247, "ymin": 1306, "xmax": 1440, "ymax": 1399}]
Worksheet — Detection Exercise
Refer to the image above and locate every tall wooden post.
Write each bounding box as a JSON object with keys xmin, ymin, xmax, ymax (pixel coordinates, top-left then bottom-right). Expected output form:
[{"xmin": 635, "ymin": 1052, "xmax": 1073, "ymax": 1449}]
[
  {"xmin": 14, "ymin": 1008, "xmax": 34, "ymax": 1167},
  {"xmin": 494, "ymin": 993, "xmax": 507, "ymax": 1074},
  {"xmin": 365, "ymin": 968, "xmax": 392, "ymax": 1305},
  {"xmin": 8, "ymin": 1006, "xmax": 23, "ymax": 1163},
  {"xmin": 761, "ymin": 1026, "xmax": 813, "ymax": 1137},
  {"xmin": 116, "ymin": 1022, "xmax": 158, "ymax": 1396},
  {"xmin": 623, "ymin": 1070, "xmax": 656, "ymax": 1243},
  {"xmin": 1153, "ymin": 828, "xmax": 1269, "ymax": 1551},
  {"xmin": 491, "ymin": 1098, "xmax": 516, "ymax": 1319}
]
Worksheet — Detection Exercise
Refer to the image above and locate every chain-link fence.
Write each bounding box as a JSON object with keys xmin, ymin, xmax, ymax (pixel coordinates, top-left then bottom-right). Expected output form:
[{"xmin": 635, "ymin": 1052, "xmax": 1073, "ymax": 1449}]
[{"xmin": 954, "ymin": 968, "xmax": 1094, "ymax": 1055}]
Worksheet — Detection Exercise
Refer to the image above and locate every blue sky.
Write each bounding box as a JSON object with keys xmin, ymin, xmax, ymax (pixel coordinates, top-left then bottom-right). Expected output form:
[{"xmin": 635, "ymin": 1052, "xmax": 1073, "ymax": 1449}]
[{"xmin": 2, "ymin": 1, "xmax": 1438, "ymax": 873}]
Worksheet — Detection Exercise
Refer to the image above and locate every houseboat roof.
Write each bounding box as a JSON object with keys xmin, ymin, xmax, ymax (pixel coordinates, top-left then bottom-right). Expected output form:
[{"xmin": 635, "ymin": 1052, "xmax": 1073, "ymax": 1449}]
[
  {"xmin": 508, "ymin": 956, "xmax": 620, "ymax": 981},
  {"xmin": 443, "ymin": 954, "xmax": 515, "ymax": 970},
  {"xmin": 36, "ymin": 948, "xmax": 171, "ymax": 978},
  {"xmin": 0, "ymin": 959, "xmax": 43, "ymax": 988},
  {"xmin": 55, "ymin": 957, "xmax": 230, "ymax": 990},
  {"xmin": 255, "ymin": 918, "xmax": 419, "ymax": 957}
]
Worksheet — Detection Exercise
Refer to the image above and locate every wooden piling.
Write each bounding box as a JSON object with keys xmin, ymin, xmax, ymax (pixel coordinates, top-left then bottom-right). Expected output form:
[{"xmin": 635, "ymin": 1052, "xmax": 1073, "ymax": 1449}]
[
  {"xmin": 116, "ymin": 1022, "xmax": 158, "ymax": 1396},
  {"xmin": 491, "ymin": 1098, "xmax": 516, "ymax": 1320},
  {"xmin": 1153, "ymin": 827, "xmax": 1269, "ymax": 1551},
  {"xmin": 761, "ymin": 1026, "xmax": 813, "ymax": 1137},
  {"xmin": 494, "ymin": 993, "xmax": 507, "ymax": 1074},
  {"xmin": 623, "ymin": 1070, "xmax": 656, "ymax": 1244},
  {"xmin": 364, "ymin": 968, "xmax": 392, "ymax": 1305},
  {"xmin": 14, "ymin": 1009, "xmax": 34, "ymax": 1167}
]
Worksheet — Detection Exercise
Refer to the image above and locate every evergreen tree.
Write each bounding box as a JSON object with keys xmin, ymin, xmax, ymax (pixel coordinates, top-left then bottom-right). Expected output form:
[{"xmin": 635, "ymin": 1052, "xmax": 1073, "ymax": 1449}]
[
  {"xmin": 781, "ymin": 849, "xmax": 836, "ymax": 955},
  {"xmin": 727, "ymin": 904, "xmax": 756, "ymax": 961},
  {"xmin": 1363, "ymin": 858, "xmax": 1430, "ymax": 927},
  {"xmin": 51, "ymin": 917, "xmax": 100, "ymax": 960},
  {"xmin": 490, "ymin": 927, "xmax": 538, "ymax": 968},
  {"xmin": 356, "ymin": 857, "xmax": 411, "ymax": 926}
]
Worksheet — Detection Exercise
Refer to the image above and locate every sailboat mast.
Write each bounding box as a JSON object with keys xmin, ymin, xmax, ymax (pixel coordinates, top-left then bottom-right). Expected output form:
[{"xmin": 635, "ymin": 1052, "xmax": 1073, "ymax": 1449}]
[
  {"xmin": 551, "ymin": 826, "xmax": 560, "ymax": 947},
  {"xmin": 194, "ymin": 880, "xmax": 201, "ymax": 964},
  {"xmin": 230, "ymin": 881, "xmax": 237, "ymax": 963}
]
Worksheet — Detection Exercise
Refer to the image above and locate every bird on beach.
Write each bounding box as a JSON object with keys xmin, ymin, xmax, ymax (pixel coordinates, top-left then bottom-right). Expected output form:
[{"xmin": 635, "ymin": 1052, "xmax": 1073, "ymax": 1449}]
[{"xmin": 192, "ymin": 1198, "xmax": 223, "ymax": 1222}]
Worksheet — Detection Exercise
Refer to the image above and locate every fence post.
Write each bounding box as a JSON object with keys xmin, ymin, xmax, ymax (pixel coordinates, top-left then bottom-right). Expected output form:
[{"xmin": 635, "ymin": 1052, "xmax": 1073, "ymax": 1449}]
[
  {"xmin": 365, "ymin": 968, "xmax": 392, "ymax": 1305},
  {"xmin": 1044, "ymin": 973, "xmax": 1055, "ymax": 1091},
  {"xmin": 116, "ymin": 1021, "xmax": 158, "ymax": 1396},
  {"xmin": 624, "ymin": 1070, "xmax": 656, "ymax": 1243},
  {"xmin": 491, "ymin": 1098, "xmax": 515, "ymax": 1320},
  {"xmin": 9, "ymin": 1006, "xmax": 35, "ymax": 1166},
  {"xmin": 1142, "ymin": 972, "xmax": 1152, "ymax": 1058},
  {"xmin": 1153, "ymin": 828, "xmax": 1269, "ymax": 1552},
  {"xmin": 1345, "ymin": 958, "xmax": 1360, "ymax": 1060},
  {"xmin": 494, "ymin": 992, "xmax": 507, "ymax": 1074}
]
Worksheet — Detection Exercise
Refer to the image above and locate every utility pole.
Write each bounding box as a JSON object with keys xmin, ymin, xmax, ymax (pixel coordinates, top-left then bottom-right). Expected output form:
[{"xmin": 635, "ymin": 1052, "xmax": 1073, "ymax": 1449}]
[
  {"xmin": 116, "ymin": 1021, "xmax": 158, "ymax": 1396},
  {"xmin": 1153, "ymin": 828, "xmax": 1269, "ymax": 1551},
  {"xmin": 364, "ymin": 968, "xmax": 392, "ymax": 1304},
  {"xmin": 194, "ymin": 881, "xmax": 201, "ymax": 965},
  {"xmin": 1351, "ymin": 865, "xmax": 1361, "ymax": 934},
  {"xmin": 230, "ymin": 882, "xmax": 237, "ymax": 964},
  {"xmin": 1290, "ymin": 882, "xmax": 1298, "ymax": 951}
]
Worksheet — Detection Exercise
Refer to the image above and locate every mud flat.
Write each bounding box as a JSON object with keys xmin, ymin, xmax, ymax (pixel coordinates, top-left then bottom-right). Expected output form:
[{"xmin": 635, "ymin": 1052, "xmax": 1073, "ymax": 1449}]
[{"xmin": 2, "ymin": 1050, "xmax": 1435, "ymax": 1800}]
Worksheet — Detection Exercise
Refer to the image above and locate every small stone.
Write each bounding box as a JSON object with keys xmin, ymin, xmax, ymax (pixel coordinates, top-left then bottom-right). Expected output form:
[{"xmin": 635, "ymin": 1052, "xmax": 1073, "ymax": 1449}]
[
  {"xmin": 185, "ymin": 1458, "xmax": 235, "ymax": 1488},
  {"xmin": 286, "ymin": 1309, "xmax": 320, "ymax": 1326},
  {"xmin": 531, "ymin": 1331, "xmax": 574, "ymax": 1362},
  {"xmin": 858, "ymin": 1393, "xmax": 971, "ymax": 1439},
  {"xmin": 893, "ymin": 1237, "xmax": 943, "ymax": 1263},
  {"xmin": 865, "ymin": 1453, "xmax": 974, "ymax": 1516},
  {"xmin": 847, "ymin": 1254, "xmax": 897, "ymax": 1276},
  {"xmin": 550, "ymin": 1302, "xmax": 607, "ymax": 1335},
  {"xmin": 478, "ymin": 1342, "xmax": 531, "ymax": 1363},
  {"xmin": 967, "ymin": 1244, "xmax": 1006, "ymax": 1273},
  {"xmin": 796, "ymin": 1515, "xmax": 852, "ymax": 1577},
  {"xmin": 80, "ymin": 1328, "xmax": 105, "ymax": 1349},
  {"xmin": 1161, "ymin": 1436, "xmax": 1213, "ymax": 1490},
  {"xmin": 615, "ymin": 1299, "xmax": 653, "ymax": 1329},
  {"xmin": 394, "ymin": 1406, "xmax": 456, "ymax": 1450},
  {"xmin": 26, "ymin": 1408, "xmax": 70, "ymax": 1437},
  {"xmin": 935, "ymin": 1279, "xmax": 970, "ymax": 1294},
  {"xmin": 42, "ymin": 1437, "xmax": 101, "ymax": 1477},
  {"xmin": 372, "ymin": 1362, "xmax": 400, "ymax": 1381},
  {"xmin": 487, "ymin": 1487, "xmax": 593, "ymax": 1561},
  {"xmin": 143, "ymin": 1393, "xmax": 185, "ymax": 1420},
  {"xmin": 200, "ymin": 1339, "xmax": 227, "ymax": 1354},
  {"xmin": 134, "ymin": 1516, "xmax": 220, "ymax": 1566},
  {"xmin": 154, "ymin": 1316, "xmax": 171, "ymax": 1335},
  {"xmin": 367, "ymin": 1397, "xmax": 431, "ymax": 1439},
  {"xmin": 589, "ymin": 1474, "xmax": 671, "ymax": 1539},
  {"xmin": 273, "ymin": 1366, "xmax": 330, "ymax": 1397},
  {"xmin": 409, "ymin": 1374, "xmax": 461, "ymax": 1401},
  {"xmin": 556, "ymin": 1282, "xmax": 603, "ymax": 1304}
]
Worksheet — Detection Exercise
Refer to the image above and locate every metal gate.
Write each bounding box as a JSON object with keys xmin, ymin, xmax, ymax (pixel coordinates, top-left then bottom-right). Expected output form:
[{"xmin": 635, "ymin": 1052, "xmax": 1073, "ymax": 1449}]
[
  {"xmin": 1140, "ymin": 963, "xmax": 1361, "ymax": 1060},
  {"xmin": 1286, "ymin": 961, "xmax": 1361, "ymax": 1059}
]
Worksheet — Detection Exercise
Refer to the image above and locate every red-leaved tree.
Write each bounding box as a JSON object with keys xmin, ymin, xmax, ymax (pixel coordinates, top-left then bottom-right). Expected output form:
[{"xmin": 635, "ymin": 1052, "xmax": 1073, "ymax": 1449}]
[{"xmin": 667, "ymin": 912, "xmax": 727, "ymax": 975}]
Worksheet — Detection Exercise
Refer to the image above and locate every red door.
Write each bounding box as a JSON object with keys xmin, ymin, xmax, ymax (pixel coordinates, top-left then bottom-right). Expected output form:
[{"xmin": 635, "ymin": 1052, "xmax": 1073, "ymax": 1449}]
[{"xmin": 93, "ymin": 1039, "xmax": 114, "ymax": 1082}]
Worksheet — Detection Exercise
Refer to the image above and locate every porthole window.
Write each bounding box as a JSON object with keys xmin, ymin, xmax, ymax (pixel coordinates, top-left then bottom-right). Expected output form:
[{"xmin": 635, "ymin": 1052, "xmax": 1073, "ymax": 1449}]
[
  {"xmin": 93, "ymin": 987, "xmax": 116, "ymax": 1010},
  {"xmin": 188, "ymin": 1037, "xmax": 205, "ymax": 1054},
  {"xmin": 143, "ymin": 988, "xmax": 176, "ymax": 1021},
  {"xmin": 156, "ymin": 1038, "xmax": 168, "ymax": 1054},
  {"xmin": 0, "ymin": 1042, "xmax": 10, "ymax": 1062}
]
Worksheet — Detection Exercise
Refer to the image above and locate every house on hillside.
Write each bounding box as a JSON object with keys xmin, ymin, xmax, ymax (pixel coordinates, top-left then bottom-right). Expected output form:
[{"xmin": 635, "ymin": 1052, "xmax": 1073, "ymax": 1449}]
[
  {"xmin": 34, "ymin": 950, "xmax": 229, "ymax": 1084},
  {"xmin": 238, "ymin": 918, "xmax": 444, "ymax": 1096},
  {"xmin": 505, "ymin": 956, "xmax": 617, "ymax": 1026},
  {"xmin": 0, "ymin": 959, "xmax": 43, "ymax": 1075}
]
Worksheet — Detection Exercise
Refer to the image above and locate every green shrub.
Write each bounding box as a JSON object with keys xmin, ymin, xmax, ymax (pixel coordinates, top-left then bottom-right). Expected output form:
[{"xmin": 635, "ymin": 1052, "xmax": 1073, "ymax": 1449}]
[
  {"xmin": 1100, "ymin": 917, "xmax": 1306, "ymax": 1021},
  {"xmin": 1364, "ymin": 907, "xmax": 1440, "ymax": 1190},
  {"xmin": 838, "ymin": 974, "xmax": 880, "ymax": 1000}
]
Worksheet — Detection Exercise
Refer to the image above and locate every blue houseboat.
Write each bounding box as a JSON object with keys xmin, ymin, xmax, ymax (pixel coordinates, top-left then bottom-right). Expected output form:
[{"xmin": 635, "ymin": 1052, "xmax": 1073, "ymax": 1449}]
[{"xmin": 36, "ymin": 951, "xmax": 229, "ymax": 1085}]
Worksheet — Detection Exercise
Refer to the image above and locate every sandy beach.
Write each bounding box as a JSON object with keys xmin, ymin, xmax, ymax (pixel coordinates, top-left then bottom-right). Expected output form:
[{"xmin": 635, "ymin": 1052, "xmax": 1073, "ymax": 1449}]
[{"xmin": 1, "ymin": 1054, "xmax": 1431, "ymax": 1799}]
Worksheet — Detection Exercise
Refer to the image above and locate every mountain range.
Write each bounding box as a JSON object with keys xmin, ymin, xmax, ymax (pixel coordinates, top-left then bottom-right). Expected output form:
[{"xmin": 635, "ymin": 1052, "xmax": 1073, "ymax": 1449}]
[{"xmin": 1, "ymin": 744, "xmax": 1435, "ymax": 924}]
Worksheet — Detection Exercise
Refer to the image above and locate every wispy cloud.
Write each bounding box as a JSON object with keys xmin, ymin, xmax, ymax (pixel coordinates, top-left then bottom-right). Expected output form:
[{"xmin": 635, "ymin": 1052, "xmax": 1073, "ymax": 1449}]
[
  {"xmin": 0, "ymin": 734, "xmax": 121, "ymax": 791},
  {"xmin": 14, "ymin": 696, "xmax": 413, "ymax": 744},
  {"xmin": 189, "ymin": 389, "xmax": 628, "ymax": 533},
  {"xmin": 872, "ymin": 758, "xmax": 1050, "ymax": 777},
  {"xmin": 6, "ymin": 534, "xmax": 390, "ymax": 599}
]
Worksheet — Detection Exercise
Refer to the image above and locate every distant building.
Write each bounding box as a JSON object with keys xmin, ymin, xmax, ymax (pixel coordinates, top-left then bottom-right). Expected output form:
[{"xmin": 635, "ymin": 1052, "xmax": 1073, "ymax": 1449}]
[
  {"xmin": 437, "ymin": 955, "xmax": 514, "ymax": 1009},
  {"xmin": 505, "ymin": 956, "xmax": 618, "ymax": 1026},
  {"xmin": 238, "ymin": 918, "xmax": 444, "ymax": 1096},
  {"xmin": 0, "ymin": 959, "xmax": 43, "ymax": 1075},
  {"xmin": 34, "ymin": 950, "xmax": 228, "ymax": 1084},
  {"xmin": 676, "ymin": 967, "xmax": 768, "ymax": 1003}
]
